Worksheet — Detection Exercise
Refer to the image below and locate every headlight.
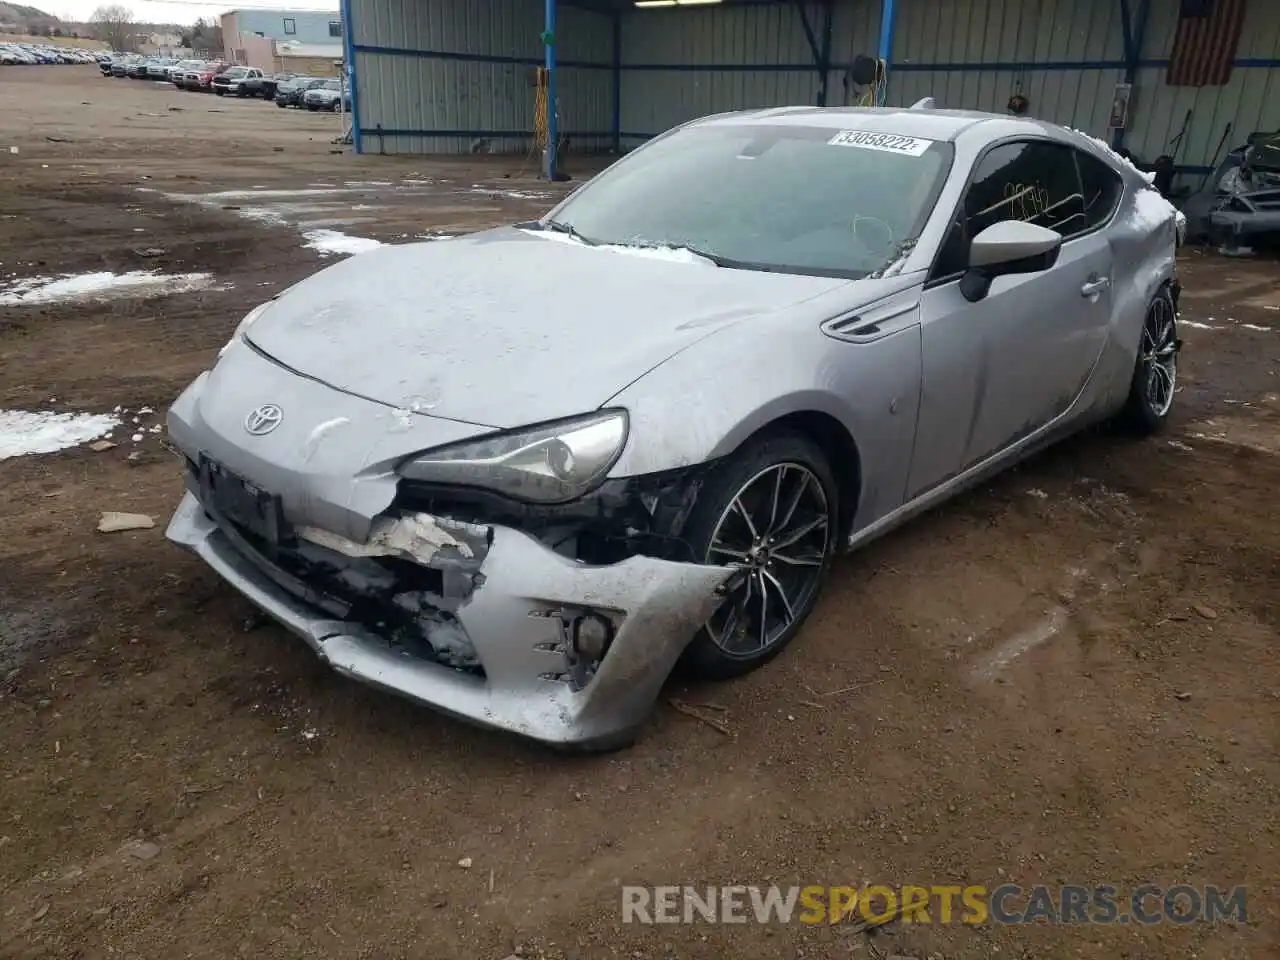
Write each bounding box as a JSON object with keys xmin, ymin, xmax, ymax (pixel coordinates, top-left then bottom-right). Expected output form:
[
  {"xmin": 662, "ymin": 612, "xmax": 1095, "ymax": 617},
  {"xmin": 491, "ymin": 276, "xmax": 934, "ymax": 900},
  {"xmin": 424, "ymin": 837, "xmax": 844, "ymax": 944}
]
[
  {"xmin": 400, "ymin": 410, "xmax": 628, "ymax": 503},
  {"xmin": 218, "ymin": 300, "xmax": 273, "ymax": 357}
]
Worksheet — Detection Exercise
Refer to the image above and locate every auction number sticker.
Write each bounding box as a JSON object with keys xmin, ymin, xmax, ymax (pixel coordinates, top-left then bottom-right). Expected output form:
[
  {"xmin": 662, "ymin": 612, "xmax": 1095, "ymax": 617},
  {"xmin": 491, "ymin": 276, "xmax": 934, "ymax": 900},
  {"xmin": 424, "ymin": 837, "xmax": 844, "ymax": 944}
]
[{"xmin": 828, "ymin": 130, "xmax": 934, "ymax": 156}]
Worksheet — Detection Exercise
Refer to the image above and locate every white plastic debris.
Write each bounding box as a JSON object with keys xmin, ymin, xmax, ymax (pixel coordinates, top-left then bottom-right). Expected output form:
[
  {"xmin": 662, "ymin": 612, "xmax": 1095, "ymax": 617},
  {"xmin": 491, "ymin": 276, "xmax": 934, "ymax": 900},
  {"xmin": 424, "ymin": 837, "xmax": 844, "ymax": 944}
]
[{"xmin": 98, "ymin": 512, "xmax": 155, "ymax": 533}]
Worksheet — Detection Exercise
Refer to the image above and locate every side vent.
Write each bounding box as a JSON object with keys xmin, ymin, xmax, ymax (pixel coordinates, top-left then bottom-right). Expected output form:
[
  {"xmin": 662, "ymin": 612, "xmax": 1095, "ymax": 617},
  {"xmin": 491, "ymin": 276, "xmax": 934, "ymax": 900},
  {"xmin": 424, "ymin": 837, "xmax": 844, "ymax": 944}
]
[{"xmin": 821, "ymin": 302, "xmax": 920, "ymax": 343}]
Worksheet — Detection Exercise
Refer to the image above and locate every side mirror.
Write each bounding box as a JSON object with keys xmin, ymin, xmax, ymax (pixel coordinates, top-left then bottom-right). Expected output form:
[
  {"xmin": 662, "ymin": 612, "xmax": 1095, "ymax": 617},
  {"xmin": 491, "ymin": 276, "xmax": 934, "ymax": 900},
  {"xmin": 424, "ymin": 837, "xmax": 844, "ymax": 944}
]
[{"xmin": 960, "ymin": 220, "xmax": 1063, "ymax": 302}]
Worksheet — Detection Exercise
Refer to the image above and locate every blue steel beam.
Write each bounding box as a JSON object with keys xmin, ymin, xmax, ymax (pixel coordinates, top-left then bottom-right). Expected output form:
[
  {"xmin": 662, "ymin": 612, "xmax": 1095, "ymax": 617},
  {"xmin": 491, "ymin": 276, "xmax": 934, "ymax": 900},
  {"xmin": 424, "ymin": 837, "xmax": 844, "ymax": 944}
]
[
  {"xmin": 877, "ymin": 0, "xmax": 897, "ymax": 105},
  {"xmin": 612, "ymin": 11, "xmax": 621, "ymax": 153},
  {"xmin": 340, "ymin": 0, "xmax": 362, "ymax": 153},
  {"xmin": 794, "ymin": 1, "xmax": 821, "ymax": 68},
  {"xmin": 545, "ymin": 0, "xmax": 558, "ymax": 180},
  {"xmin": 1112, "ymin": 0, "xmax": 1151, "ymax": 149},
  {"xmin": 818, "ymin": 0, "xmax": 834, "ymax": 105}
]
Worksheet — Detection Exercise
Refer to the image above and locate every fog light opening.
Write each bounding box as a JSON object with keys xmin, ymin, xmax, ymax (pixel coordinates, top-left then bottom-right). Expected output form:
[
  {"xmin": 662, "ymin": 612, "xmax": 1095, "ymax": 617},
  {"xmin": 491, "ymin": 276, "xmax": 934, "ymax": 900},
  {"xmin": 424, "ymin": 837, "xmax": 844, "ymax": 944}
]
[{"xmin": 571, "ymin": 613, "xmax": 613, "ymax": 662}]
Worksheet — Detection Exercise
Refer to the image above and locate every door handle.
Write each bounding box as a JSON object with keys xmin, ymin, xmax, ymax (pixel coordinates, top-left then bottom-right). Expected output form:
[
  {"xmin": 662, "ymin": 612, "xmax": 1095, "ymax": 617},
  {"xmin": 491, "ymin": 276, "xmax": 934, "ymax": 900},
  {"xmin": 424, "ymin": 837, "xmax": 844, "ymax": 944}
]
[{"xmin": 1080, "ymin": 276, "xmax": 1111, "ymax": 297}]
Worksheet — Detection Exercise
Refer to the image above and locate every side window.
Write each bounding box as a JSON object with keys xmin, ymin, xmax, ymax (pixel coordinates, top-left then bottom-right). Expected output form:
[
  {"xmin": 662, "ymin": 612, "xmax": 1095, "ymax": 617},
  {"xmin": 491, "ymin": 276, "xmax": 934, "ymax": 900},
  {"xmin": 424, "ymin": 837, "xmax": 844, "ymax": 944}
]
[
  {"xmin": 932, "ymin": 140, "xmax": 1086, "ymax": 280},
  {"xmin": 283, "ymin": 18, "xmax": 297, "ymax": 35},
  {"xmin": 1075, "ymin": 151, "xmax": 1124, "ymax": 230}
]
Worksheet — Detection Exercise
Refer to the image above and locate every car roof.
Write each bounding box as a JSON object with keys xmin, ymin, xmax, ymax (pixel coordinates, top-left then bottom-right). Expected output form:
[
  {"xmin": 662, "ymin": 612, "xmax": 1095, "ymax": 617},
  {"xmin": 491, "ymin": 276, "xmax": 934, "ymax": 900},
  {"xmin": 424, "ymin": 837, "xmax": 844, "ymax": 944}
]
[{"xmin": 694, "ymin": 106, "xmax": 1004, "ymax": 141}]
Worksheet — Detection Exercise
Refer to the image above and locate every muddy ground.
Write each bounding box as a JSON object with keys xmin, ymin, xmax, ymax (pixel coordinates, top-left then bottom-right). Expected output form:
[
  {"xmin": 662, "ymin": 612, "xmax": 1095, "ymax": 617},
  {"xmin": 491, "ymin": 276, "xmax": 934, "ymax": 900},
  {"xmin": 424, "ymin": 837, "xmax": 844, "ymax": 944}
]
[{"xmin": 0, "ymin": 67, "xmax": 1277, "ymax": 960}]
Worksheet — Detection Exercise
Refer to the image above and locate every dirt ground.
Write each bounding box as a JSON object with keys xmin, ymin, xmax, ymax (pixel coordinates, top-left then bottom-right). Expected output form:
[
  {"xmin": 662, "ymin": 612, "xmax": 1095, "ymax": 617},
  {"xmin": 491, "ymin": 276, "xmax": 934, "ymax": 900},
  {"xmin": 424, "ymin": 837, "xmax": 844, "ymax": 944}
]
[{"xmin": 1, "ymin": 67, "xmax": 1277, "ymax": 960}]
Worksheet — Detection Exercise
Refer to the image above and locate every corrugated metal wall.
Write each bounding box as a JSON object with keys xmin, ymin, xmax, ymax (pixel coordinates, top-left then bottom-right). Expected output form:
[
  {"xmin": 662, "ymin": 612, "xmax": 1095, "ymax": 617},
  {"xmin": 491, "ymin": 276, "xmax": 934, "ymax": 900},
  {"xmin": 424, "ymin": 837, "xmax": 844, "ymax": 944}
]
[
  {"xmin": 349, "ymin": 0, "xmax": 1280, "ymax": 163},
  {"xmin": 618, "ymin": 5, "xmax": 822, "ymax": 145},
  {"xmin": 351, "ymin": 0, "xmax": 612, "ymax": 155},
  {"xmin": 873, "ymin": 0, "xmax": 1126, "ymax": 143},
  {"xmin": 617, "ymin": 0, "xmax": 1280, "ymax": 173},
  {"xmin": 1128, "ymin": 0, "xmax": 1280, "ymax": 170}
]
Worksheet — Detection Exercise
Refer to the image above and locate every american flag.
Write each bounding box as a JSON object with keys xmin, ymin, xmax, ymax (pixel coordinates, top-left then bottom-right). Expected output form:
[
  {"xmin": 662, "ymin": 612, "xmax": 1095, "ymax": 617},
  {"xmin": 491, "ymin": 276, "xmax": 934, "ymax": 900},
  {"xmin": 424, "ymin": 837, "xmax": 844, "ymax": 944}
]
[{"xmin": 1166, "ymin": 0, "xmax": 1247, "ymax": 87}]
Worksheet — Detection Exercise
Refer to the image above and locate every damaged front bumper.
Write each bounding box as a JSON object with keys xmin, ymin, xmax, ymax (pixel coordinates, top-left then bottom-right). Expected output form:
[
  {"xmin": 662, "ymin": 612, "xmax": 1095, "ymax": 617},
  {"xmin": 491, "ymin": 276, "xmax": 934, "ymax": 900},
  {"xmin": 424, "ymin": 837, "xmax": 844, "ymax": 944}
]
[{"xmin": 167, "ymin": 491, "xmax": 734, "ymax": 749}]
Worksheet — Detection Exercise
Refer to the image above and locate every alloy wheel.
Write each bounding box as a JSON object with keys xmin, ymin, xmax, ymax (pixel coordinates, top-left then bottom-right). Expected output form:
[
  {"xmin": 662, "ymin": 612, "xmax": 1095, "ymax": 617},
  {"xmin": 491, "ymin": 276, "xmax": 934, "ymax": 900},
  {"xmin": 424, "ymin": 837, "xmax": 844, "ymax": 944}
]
[
  {"xmin": 1142, "ymin": 294, "xmax": 1178, "ymax": 418},
  {"xmin": 704, "ymin": 463, "xmax": 832, "ymax": 658}
]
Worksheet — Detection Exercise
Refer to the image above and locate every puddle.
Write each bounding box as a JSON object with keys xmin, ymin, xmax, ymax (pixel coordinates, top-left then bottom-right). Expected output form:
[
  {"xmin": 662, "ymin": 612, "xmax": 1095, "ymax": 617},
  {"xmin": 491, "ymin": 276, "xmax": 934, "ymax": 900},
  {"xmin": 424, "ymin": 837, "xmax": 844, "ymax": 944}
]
[
  {"xmin": 302, "ymin": 229, "xmax": 384, "ymax": 256},
  {"xmin": 0, "ymin": 271, "xmax": 218, "ymax": 305},
  {"xmin": 0, "ymin": 410, "xmax": 120, "ymax": 459}
]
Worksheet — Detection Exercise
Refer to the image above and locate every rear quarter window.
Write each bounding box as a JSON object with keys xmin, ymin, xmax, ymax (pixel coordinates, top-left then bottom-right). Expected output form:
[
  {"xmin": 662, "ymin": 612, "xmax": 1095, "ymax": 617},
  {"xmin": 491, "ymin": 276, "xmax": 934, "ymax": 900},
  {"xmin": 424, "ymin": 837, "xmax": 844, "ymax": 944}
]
[{"xmin": 1075, "ymin": 151, "xmax": 1125, "ymax": 231}]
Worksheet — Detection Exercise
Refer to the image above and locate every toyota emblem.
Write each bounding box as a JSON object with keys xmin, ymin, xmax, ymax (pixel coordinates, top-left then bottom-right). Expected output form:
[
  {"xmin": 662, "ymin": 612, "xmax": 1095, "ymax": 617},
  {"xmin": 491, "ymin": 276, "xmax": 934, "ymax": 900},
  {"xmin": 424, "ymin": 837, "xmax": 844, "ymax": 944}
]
[{"xmin": 244, "ymin": 403, "xmax": 283, "ymax": 436}]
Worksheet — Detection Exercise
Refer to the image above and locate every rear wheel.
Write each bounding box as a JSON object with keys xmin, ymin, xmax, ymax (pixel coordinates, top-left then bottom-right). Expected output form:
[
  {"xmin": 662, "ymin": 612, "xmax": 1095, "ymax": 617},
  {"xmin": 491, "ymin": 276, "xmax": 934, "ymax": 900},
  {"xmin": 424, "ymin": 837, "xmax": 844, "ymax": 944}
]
[
  {"xmin": 679, "ymin": 433, "xmax": 839, "ymax": 679},
  {"xmin": 1117, "ymin": 285, "xmax": 1179, "ymax": 434}
]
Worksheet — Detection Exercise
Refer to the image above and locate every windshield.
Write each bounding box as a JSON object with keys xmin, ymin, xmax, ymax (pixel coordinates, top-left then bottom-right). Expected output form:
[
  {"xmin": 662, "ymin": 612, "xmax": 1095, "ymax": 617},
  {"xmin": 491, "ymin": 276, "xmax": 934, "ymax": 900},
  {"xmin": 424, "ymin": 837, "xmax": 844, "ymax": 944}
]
[
  {"xmin": 224, "ymin": 67, "xmax": 247, "ymax": 77},
  {"xmin": 320, "ymin": 79, "xmax": 341, "ymax": 90},
  {"xmin": 545, "ymin": 123, "xmax": 952, "ymax": 278}
]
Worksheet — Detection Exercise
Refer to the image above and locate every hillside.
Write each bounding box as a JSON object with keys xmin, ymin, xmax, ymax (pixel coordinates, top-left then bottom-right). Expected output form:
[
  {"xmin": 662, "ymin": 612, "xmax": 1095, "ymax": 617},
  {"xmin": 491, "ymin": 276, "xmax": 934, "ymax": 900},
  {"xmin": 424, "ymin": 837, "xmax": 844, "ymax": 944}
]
[{"xmin": 0, "ymin": 2, "xmax": 58, "ymax": 32}]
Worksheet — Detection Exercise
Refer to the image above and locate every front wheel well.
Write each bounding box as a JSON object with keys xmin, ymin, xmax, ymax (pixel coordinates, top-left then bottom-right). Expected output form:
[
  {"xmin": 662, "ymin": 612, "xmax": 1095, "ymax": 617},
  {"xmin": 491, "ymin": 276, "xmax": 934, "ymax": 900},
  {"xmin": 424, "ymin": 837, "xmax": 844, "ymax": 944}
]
[{"xmin": 740, "ymin": 411, "xmax": 862, "ymax": 542}]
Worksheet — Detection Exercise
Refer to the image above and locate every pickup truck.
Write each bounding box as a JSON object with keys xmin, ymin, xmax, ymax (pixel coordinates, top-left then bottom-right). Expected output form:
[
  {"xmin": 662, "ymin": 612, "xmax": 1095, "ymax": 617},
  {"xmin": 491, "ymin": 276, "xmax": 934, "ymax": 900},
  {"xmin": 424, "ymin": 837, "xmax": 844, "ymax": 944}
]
[{"xmin": 212, "ymin": 65, "xmax": 266, "ymax": 97}]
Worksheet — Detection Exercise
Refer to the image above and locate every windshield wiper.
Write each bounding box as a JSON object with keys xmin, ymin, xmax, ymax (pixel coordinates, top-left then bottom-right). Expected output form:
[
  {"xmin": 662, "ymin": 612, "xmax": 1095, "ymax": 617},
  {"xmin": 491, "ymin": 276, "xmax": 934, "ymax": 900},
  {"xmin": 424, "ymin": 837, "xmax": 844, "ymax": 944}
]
[{"xmin": 542, "ymin": 219, "xmax": 595, "ymax": 245}]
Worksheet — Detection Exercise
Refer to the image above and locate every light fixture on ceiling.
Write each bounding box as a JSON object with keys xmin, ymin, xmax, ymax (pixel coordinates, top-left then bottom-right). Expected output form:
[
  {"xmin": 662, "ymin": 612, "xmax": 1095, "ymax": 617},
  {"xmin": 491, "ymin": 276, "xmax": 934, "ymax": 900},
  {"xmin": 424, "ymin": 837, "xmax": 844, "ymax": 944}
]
[{"xmin": 635, "ymin": 0, "xmax": 723, "ymax": 7}]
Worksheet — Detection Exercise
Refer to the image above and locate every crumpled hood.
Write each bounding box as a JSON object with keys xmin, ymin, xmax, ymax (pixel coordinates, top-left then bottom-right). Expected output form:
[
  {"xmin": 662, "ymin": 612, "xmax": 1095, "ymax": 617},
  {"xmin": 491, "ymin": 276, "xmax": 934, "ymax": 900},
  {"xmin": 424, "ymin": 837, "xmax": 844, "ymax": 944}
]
[{"xmin": 245, "ymin": 227, "xmax": 849, "ymax": 428}]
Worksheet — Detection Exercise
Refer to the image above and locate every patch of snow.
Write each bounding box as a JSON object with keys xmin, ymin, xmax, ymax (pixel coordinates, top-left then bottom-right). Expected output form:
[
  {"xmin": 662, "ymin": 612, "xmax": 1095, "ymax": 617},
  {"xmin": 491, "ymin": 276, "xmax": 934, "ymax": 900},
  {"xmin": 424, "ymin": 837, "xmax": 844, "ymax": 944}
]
[
  {"xmin": 198, "ymin": 188, "xmax": 350, "ymax": 200},
  {"xmin": 1240, "ymin": 323, "xmax": 1274, "ymax": 332},
  {"xmin": 1179, "ymin": 320, "xmax": 1220, "ymax": 330},
  {"xmin": 470, "ymin": 188, "xmax": 553, "ymax": 201},
  {"xmin": 520, "ymin": 228, "xmax": 715, "ymax": 265},
  {"xmin": 0, "ymin": 271, "xmax": 217, "ymax": 306},
  {"xmin": 302, "ymin": 229, "xmax": 384, "ymax": 256},
  {"xmin": 344, "ymin": 181, "xmax": 394, "ymax": 187},
  {"xmin": 1130, "ymin": 183, "xmax": 1182, "ymax": 240},
  {"xmin": 234, "ymin": 207, "xmax": 288, "ymax": 225},
  {"xmin": 1069, "ymin": 128, "xmax": 1157, "ymax": 184},
  {"xmin": 0, "ymin": 410, "xmax": 120, "ymax": 459}
]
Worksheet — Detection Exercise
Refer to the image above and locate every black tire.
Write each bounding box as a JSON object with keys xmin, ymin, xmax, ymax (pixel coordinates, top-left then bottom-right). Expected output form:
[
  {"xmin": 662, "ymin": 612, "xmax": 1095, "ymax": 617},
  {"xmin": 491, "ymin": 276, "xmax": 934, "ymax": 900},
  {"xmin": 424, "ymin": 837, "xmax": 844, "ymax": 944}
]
[
  {"xmin": 1117, "ymin": 284, "xmax": 1179, "ymax": 435},
  {"xmin": 276, "ymin": 100, "xmax": 287, "ymax": 108},
  {"xmin": 678, "ymin": 432, "xmax": 839, "ymax": 680}
]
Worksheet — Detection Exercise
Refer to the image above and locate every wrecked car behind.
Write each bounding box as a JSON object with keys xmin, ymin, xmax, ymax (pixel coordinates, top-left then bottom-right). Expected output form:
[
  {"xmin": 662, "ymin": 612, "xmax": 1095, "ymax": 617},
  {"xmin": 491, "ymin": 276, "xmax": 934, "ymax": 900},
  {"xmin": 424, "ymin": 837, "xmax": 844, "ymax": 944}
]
[{"xmin": 1183, "ymin": 130, "xmax": 1280, "ymax": 249}]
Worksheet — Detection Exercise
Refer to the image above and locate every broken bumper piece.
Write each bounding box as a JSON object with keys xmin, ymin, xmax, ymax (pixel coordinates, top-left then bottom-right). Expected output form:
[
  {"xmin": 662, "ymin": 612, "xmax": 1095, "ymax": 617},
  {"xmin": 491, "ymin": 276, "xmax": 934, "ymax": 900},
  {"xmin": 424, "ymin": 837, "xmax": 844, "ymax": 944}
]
[{"xmin": 166, "ymin": 492, "xmax": 734, "ymax": 749}]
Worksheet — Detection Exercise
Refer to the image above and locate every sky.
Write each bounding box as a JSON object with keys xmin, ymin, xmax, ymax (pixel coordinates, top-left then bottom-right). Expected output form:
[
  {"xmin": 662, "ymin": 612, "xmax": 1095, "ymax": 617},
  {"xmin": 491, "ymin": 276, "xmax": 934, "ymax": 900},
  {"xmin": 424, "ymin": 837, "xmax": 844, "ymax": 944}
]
[{"xmin": 51, "ymin": 0, "xmax": 336, "ymax": 27}]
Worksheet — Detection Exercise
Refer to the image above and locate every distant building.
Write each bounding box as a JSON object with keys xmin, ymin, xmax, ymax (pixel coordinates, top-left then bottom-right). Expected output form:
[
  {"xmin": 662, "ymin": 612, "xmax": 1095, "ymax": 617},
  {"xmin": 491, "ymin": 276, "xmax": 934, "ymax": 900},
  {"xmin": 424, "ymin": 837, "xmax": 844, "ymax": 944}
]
[
  {"xmin": 137, "ymin": 32, "xmax": 188, "ymax": 55},
  {"xmin": 232, "ymin": 34, "xmax": 343, "ymax": 76},
  {"xmin": 221, "ymin": 8, "xmax": 342, "ymax": 64}
]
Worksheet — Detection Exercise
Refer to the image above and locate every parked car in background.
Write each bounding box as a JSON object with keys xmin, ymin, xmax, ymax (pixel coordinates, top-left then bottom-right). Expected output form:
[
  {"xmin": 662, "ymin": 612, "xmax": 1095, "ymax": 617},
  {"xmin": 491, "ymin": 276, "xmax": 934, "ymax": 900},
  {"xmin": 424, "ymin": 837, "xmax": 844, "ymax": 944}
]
[
  {"xmin": 303, "ymin": 78, "xmax": 350, "ymax": 112},
  {"xmin": 99, "ymin": 53, "xmax": 119, "ymax": 75},
  {"xmin": 110, "ymin": 55, "xmax": 140, "ymax": 77},
  {"xmin": 0, "ymin": 43, "xmax": 36, "ymax": 65},
  {"xmin": 167, "ymin": 59, "xmax": 202, "ymax": 83},
  {"xmin": 2, "ymin": 44, "xmax": 106, "ymax": 66},
  {"xmin": 260, "ymin": 72, "xmax": 297, "ymax": 100},
  {"xmin": 275, "ymin": 76, "xmax": 324, "ymax": 108},
  {"xmin": 182, "ymin": 61, "xmax": 227, "ymax": 92},
  {"xmin": 126, "ymin": 57, "xmax": 154, "ymax": 78},
  {"xmin": 146, "ymin": 57, "xmax": 178, "ymax": 79},
  {"xmin": 212, "ymin": 65, "xmax": 266, "ymax": 97}
]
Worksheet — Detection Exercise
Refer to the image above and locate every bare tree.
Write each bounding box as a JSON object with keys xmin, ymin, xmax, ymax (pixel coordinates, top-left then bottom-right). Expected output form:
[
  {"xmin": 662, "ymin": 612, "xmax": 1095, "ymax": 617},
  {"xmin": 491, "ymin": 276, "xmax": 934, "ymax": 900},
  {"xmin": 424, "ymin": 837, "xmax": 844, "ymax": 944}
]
[{"xmin": 89, "ymin": 4, "xmax": 135, "ymax": 52}]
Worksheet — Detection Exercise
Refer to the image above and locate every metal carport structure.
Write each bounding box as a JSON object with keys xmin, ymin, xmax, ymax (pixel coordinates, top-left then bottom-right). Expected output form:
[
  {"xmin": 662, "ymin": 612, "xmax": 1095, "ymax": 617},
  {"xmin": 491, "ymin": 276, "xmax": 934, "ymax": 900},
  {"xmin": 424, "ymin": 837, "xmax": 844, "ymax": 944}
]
[{"xmin": 341, "ymin": 0, "xmax": 1280, "ymax": 188}]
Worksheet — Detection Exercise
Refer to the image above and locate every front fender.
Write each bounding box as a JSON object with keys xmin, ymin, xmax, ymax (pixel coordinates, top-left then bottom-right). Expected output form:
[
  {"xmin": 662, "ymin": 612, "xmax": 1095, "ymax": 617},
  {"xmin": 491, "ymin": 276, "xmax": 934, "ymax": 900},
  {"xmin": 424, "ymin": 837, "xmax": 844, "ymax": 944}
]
[{"xmin": 605, "ymin": 315, "xmax": 924, "ymax": 530}]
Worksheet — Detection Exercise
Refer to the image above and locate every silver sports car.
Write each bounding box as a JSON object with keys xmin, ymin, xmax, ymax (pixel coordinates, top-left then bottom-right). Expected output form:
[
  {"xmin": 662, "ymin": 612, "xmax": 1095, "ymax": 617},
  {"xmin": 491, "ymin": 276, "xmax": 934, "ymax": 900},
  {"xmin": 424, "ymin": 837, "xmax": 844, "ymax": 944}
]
[{"xmin": 166, "ymin": 105, "xmax": 1182, "ymax": 749}]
